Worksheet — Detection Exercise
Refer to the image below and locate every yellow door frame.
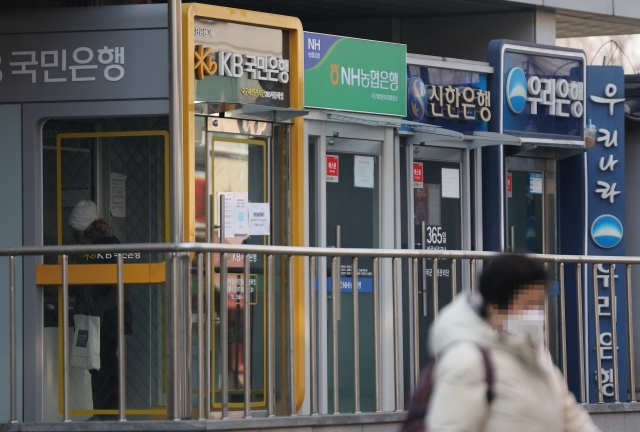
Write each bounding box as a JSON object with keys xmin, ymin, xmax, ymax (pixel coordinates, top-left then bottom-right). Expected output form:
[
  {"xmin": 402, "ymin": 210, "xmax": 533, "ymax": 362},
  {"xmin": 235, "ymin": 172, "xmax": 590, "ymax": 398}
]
[
  {"xmin": 45, "ymin": 130, "xmax": 170, "ymax": 416},
  {"xmin": 182, "ymin": 3, "xmax": 306, "ymax": 411}
]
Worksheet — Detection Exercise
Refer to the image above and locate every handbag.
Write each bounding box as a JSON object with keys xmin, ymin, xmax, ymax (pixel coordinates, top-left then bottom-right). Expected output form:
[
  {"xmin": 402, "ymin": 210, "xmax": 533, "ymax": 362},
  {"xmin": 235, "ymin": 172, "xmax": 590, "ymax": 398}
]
[{"xmin": 70, "ymin": 314, "xmax": 101, "ymax": 370}]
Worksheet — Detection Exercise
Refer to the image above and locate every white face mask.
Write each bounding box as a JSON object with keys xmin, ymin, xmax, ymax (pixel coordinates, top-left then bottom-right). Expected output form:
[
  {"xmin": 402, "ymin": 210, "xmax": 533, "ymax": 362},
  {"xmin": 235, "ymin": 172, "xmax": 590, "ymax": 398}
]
[{"xmin": 505, "ymin": 308, "xmax": 545, "ymax": 337}]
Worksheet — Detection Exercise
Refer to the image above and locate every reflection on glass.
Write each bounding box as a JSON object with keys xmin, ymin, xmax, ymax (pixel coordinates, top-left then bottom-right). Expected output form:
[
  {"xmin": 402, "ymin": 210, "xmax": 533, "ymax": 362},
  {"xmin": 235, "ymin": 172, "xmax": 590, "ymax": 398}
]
[
  {"xmin": 199, "ymin": 134, "xmax": 268, "ymax": 410},
  {"xmin": 507, "ymin": 170, "xmax": 544, "ymax": 254},
  {"xmin": 325, "ymin": 151, "xmax": 379, "ymax": 413}
]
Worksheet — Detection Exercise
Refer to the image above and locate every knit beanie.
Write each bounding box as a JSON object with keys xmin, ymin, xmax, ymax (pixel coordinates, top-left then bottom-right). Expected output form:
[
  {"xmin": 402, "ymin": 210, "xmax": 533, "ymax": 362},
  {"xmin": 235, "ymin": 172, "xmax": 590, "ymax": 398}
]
[{"xmin": 69, "ymin": 200, "xmax": 99, "ymax": 231}]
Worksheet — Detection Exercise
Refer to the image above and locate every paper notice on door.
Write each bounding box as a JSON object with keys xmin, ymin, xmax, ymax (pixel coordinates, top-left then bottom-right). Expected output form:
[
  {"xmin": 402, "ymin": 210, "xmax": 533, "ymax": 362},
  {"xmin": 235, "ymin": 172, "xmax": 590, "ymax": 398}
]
[
  {"xmin": 529, "ymin": 172, "xmax": 543, "ymax": 194},
  {"xmin": 233, "ymin": 192, "xmax": 249, "ymax": 237},
  {"xmin": 110, "ymin": 173, "xmax": 126, "ymax": 217},
  {"xmin": 441, "ymin": 168, "xmax": 460, "ymax": 198},
  {"xmin": 218, "ymin": 192, "xmax": 234, "ymax": 238},
  {"xmin": 249, "ymin": 203, "xmax": 270, "ymax": 236},
  {"xmin": 427, "ymin": 184, "xmax": 441, "ymax": 226},
  {"xmin": 354, "ymin": 155, "xmax": 374, "ymax": 188}
]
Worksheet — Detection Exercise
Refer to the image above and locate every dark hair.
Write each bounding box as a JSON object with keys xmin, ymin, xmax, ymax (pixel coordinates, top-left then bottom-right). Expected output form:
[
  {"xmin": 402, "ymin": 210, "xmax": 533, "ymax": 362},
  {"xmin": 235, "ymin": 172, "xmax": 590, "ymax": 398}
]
[{"xmin": 479, "ymin": 254, "xmax": 547, "ymax": 313}]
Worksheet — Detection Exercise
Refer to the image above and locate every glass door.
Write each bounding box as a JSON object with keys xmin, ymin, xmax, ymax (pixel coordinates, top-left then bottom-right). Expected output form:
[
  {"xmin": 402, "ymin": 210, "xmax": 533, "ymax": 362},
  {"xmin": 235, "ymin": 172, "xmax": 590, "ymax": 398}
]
[
  {"xmin": 194, "ymin": 115, "xmax": 272, "ymax": 412},
  {"xmin": 325, "ymin": 138, "xmax": 381, "ymax": 414},
  {"xmin": 505, "ymin": 157, "xmax": 549, "ymax": 254},
  {"xmin": 409, "ymin": 146, "xmax": 464, "ymax": 371}
]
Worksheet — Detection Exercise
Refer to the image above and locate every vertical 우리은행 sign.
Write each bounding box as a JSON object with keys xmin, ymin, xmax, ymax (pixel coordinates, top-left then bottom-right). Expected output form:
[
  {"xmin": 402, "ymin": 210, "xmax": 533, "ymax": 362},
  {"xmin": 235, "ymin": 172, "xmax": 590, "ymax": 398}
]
[
  {"xmin": 586, "ymin": 66, "xmax": 627, "ymax": 403},
  {"xmin": 304, "ymin": 32, "xmax": 406, "ymax": 116}
]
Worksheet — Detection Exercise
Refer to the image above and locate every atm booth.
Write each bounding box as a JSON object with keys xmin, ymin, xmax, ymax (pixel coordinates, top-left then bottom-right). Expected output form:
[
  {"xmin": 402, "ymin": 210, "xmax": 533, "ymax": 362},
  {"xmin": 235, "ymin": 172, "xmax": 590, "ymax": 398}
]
[
  {"xmin": 0, "ymin": 5, "xmax": 173, "ymax": 421},
  {"xmin": 0, "ymin": 3, "xmax": 307, "ymax": 422},
  {"xmin": 485, "ymin": 41, "xmax": 590, "ymax": 375},
  {"xmin": 302, "ymin": 34, "xmax": 521, "ymax": 410},
  {"xmin": 182, "ymin": 4, "xmax": 307, "ymax": 415},
  {"xmin": 399, "ymin": 54, "xmax": 521, "ymax": 393}
]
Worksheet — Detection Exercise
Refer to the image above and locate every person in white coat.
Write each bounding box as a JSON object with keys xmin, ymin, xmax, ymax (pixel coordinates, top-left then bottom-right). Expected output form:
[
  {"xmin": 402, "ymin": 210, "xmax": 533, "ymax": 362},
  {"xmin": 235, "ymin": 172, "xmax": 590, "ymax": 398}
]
[{"xmin": 426, "ymin": 254, "xmax": 600, "ymax": 432}]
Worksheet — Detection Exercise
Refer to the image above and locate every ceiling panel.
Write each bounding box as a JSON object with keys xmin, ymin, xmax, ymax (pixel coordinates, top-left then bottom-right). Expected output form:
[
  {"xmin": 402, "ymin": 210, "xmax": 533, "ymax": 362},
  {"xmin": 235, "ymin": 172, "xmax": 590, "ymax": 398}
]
[
  {"xmin": 556, "ymin": 13, "xmax": 640, "ymax": 38},
  {"xmin": 183, "ymin": 0, "xmax": 532, "ymax": 21}
]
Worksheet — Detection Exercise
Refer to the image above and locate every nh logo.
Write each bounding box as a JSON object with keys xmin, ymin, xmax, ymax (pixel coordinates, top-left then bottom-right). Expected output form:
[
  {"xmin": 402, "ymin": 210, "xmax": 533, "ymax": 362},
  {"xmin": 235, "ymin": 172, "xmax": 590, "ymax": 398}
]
[{"xmin": 308, "ymin": 38, "xmax": 320, "ymax": 51}]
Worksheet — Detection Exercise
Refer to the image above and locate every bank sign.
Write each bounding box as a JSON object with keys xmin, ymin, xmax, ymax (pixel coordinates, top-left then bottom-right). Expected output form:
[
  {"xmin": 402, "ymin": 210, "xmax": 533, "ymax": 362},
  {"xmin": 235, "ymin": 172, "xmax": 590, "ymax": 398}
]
[
  {"xmin": 304, "ymin": 32, "xmax": 406, "ymax": 116},
  {"xmin": 0, "ymin": 29, "xmax": 168, "ymax": 103},
  {"xmin": 193, "ymin": 19, "xmax": 290, "ymax": 107},
  {"xmin": 406, "ymin": 65, "xmax": 490, "ymax": 134},
  {"xmin": 586, "ymin": 66, "xmax": 627, "ymax": 403},
  {"xmin": 487, "ymin": 40, "xmax": 586, "ymax": 145}
]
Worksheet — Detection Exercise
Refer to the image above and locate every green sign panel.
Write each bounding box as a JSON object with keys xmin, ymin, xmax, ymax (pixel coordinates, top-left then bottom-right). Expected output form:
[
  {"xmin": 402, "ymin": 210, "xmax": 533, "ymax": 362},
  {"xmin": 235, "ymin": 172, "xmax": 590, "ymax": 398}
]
[{"xmin": 304, "ymin": 32, "xmax": 407, "ymax": 116}]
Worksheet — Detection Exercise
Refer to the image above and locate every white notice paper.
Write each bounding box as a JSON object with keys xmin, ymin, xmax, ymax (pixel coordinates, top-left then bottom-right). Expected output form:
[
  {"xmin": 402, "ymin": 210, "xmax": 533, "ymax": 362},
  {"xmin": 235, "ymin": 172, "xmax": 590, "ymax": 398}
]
[
  {"xmin": 218, "ymin": 192, "xmax": 234, "ymax": 238},
  {"xmin": 249, "ymin": 203, "xmax": 271, "ymax": 236},
  {"xmin": 233, "ymin": 192, "xmax": 249, "ymax": 237},
  {"xmin": 354, "ymin": 155, "xmax": 374, "ymax": 188},
  {"xmin": 441, "ymin": 168, "xmax": 460, "ymax": 198},
  {"xmin": 110, "ymin": 173, "xmax": 127, "ymax": 217}
]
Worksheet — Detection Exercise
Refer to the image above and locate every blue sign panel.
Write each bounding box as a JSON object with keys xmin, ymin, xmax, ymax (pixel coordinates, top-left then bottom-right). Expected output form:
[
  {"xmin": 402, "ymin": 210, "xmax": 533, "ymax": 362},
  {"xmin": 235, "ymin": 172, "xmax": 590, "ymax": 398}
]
[
  {"xmin": 586, "ymin": 66, "xmax": 627, "ymax": 402},
  {"xmin": 405, "ymin": 65, "xmax": 489, "ymax": 134},
  {"xmin": 487, "ymin": 40, "xmax": 586, "ymax": 144},
  {"xmin": 322, "ymin": 277, "xmax": 373, "ymax": 293}
]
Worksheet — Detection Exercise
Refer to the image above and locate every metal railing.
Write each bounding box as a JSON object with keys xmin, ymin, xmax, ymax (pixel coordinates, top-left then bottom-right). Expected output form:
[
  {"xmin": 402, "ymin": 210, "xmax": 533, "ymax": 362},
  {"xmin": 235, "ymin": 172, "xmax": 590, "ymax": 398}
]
[{"xmin": 2, "ymin": 242, "xmax": 639, "ymax": 422}]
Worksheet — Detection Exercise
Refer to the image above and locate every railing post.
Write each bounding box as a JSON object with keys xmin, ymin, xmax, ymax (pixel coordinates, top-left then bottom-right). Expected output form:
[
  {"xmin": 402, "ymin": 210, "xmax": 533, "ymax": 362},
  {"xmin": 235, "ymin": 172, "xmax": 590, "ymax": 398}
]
[
  {"xmin": 309, "ymin": 256, "xmax": 318, "ymax": 415},
  {"xmin": 244, "ymin": 253, "xmax": 252, "ymax": 418},
  {"xmin": 593, "ymin": 263, "xmax": 604, "ymax": 403},
  {"xmin": 412, "ymin": 258, "xmax": 420, "ymax": 390},
  {"xmin": 627, "ymin": 264, "xmax": 637, "ymax": 402},
  {"xmin": 197, "ymin": 253, "xmax": 205, "ymax": 420},
  {"xmin": 117, "ymin": 254, "xmax": 126, "ymax": 421},
  {"xmin": 373, "ymin": 257, "xmax": 381, "ymax": 412},
  {"xmin": 10, "ymin": 256, "xmax": 17, "ymax": 423},
  {"xmin": 61, "ymin": 255, "xmax": 70, "ymax": 422},
  {"xmin": 352, "ymin": 257, "xmax": 360, "ymax": 414},
  {"xmin": 331, "ymin": 255, "xmax": 340, "ymax": 414},
  {"xmin": 266, "ymin": 255, "xmax": 276, "ymax": 417},
  {"xmin": 576, "ymin": 263, "xmax": 587, "ymax": 403},
  {"xmin": 543, "ymin": 263, "xmax": 549, "ymax": 350},
  {"xmin": 220, "ymin": 249, "xmax": 229, "ymax": 419},
  {"xmin": 287, "ymin": 256, "xmax": 296, "ymax": 416},
  {"xmin": 559, "ymin": 263, "xmax": 567, "ymax": 384},
  {"xmin": 393, "ymin": 258, "xmax": 402, "ymax": 411},
  {"xmin": 432, "ymin": 259, "xmax": 439, "ymax": 321},
  {"xmin": 470, "ymin": 259, "xmax": 477, "ymax": 295},
  {"xmin": 610, "ymin": 265, "xmax": 620, "ymax": 403},
  {"xmin": 421, "ymin": 221, "xmax": 427, "ymax": 317}
]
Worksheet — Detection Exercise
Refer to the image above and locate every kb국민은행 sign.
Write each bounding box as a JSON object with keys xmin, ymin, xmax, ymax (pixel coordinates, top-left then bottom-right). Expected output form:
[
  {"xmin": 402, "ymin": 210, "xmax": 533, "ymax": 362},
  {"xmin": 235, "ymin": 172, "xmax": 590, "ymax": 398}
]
[
  {"xmin": 193, "ymin": 19, "xmax": 290, "ymax": 107},
  {"xmin": 304, "ymin": 32, "xmax": 406, "ymax": 116}
]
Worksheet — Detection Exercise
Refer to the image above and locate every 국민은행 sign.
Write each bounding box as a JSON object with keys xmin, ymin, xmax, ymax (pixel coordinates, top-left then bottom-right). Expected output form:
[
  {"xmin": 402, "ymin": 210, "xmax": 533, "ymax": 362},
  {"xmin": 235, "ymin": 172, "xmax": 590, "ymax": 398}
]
[
  {"xmin": 193, "ymin": 19, "xmax": 290, "ymax": 107},
  {"xmin": 487, "ymin": 40, "xmax": 586, "ymax": 144},
  {"xmin": 304, "ymin": 32, "xmax": 406, "ymax": 116}
]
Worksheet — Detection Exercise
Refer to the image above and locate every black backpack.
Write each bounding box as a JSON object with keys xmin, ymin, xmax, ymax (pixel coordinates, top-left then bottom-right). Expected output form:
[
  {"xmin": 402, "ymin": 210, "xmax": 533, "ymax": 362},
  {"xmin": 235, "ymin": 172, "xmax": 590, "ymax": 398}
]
[{"xmin": 402, "ymin": 345, "xmax": 494, "ymax": 432}]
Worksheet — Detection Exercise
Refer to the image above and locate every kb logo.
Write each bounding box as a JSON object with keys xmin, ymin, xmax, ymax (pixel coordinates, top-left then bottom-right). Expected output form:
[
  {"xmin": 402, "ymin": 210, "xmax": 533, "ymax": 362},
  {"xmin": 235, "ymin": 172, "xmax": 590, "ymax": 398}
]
[{"xmin": 194, "ymin": 45, "xmax": 217, "ymax": 80}]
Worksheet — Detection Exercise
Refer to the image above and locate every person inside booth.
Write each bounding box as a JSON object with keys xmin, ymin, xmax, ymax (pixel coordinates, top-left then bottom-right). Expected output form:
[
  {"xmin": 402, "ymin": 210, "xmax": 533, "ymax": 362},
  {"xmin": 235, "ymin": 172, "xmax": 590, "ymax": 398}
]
[{"xmin": 69, "ymin": 200, "xmax": 132, "ymax": 420}]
